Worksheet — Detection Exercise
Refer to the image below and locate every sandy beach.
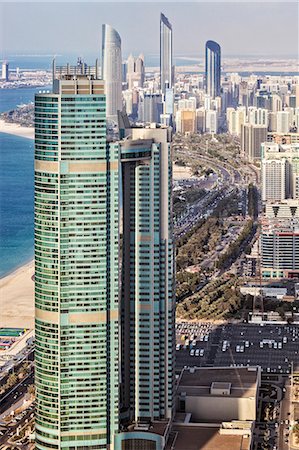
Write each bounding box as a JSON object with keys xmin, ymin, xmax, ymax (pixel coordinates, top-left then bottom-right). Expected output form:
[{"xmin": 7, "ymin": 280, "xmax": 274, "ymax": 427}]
[
  {"xmin": 0, "ymin": 119, "xmax": 34, "ymax": 140},
  {"xmin": 0, "ymin": 261, "xmax": 35, "ymax": 329}
]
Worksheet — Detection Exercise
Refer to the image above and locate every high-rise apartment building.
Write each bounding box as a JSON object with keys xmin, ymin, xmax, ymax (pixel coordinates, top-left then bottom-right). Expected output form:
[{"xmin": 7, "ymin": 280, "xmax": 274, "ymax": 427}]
[
  {"xmin": 34, "ymin": 66, "xmax": 119, "ymax": 450},
  {"xmin": 126, "ymin": 53, "xmax": 145, "ymax": 89},
  {"xmin": 241, "ymin": 123, "xmax": 267, "ymax": 162},
  {"xmin": 102, "ymin": 24, "xmax": 123, "ymax": 122},
  {"xmin": 114, "ymin": 124, "xmax": 175, "ymax": 449},
  {"xmin": 261, "ymin": 142, "xmax": 299, "ymax": 202},
  {"xmin": 205, "ymin": 40, "xmax": 221, "ymax": 98},
  {"xmin": 160, "ymin": 13, "xmax": 173, "ymax": 94}
]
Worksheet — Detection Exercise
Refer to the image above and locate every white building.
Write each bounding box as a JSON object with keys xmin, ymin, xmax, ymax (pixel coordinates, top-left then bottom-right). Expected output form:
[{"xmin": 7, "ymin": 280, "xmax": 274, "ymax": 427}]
[{"xmin": 102, "ymin": 24, "xmax": 122, "ymax": 123}]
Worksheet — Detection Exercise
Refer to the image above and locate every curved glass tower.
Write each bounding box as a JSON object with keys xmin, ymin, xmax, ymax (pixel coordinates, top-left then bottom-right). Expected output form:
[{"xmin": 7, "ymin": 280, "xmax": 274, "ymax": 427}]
[
  {"xmin": 102, "ymin": 24, "xmax": 122, "ymax": 123},
  {"xmin": 34, "ymin": 66, "xmax": 119, "ymax": 450},
  {"xmin": 160, "ymin": 13, "xmax": 173, "ymax": 94},
  {"xmin": 205, "ymin": 40, "xmax": 221, "ymax": 98}
]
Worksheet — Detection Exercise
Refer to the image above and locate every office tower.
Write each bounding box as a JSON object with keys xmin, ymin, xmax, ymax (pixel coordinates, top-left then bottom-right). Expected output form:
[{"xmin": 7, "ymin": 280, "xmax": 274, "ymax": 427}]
[
  {"xmin": 160, "ymin": 13, "xmax": 173, "ymax": 94},
  {"xmin": 34, "ymin": 66, "xmax": 119, "ymax": 449},
  {"xmin": 115, "ymin": 124, "xmax": 175, "ymax": 448},
  {"xmin": 102, "ymin": 24, "xmax": 122, "ymax": 122},
  {"xmin": 205, "ymin": 40, "xmax": 221, "ymax": 99},
  {"xmin": 240, "ymin": 123, "xmax": 267, "ymax": 162},
  {"xmin": 126, "ymin": 53, "xmax": 145, "ymax": 89},
  {"xmin": 141, "ymin": 92, "xmax": 163, "ymax": 123},
  {"xmin": 1, "ymin": 61, "xmax": 9, "ymax": 81}
]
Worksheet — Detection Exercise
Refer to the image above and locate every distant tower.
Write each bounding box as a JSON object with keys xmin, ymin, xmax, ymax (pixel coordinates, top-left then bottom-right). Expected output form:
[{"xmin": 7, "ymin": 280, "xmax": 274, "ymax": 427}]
[
  {"xmin": 102, "ymin": 24, "xmax": 122, "ymax": 122},
  {"xmin": 205, "ymin": 40, "xmax": 221, "ymax": 98},
  {"xmin": 160, "ymin": 13, "xmax": 173, "ymax": 94},
  {"xmin": 2, "ymin": 61, "xmax": 9, "ymax": 81}
]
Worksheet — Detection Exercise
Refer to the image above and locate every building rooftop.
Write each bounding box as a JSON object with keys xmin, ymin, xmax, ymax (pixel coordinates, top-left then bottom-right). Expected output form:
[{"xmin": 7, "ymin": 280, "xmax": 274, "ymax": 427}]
[
  {"xmin": 178, "ymin": 366, "xmax": 259, "ymax": 399},
  {"xmin": 166, "ymin": 425, "xmax": 251, "ymax": 450}
]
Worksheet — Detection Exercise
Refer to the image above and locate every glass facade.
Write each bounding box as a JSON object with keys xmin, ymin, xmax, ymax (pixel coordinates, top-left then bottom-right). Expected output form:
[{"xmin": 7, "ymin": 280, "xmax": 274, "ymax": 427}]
[
  {"xmin": 34, "ymin": 78, "xmax": 119, "ymax": 449},
  {"xmin": 160, "ymin": 13, "xmax": 173, "ymax": 95},
  {"xmin": 205, "ymin": 40, "xmax": 221, "ymax": 99}
]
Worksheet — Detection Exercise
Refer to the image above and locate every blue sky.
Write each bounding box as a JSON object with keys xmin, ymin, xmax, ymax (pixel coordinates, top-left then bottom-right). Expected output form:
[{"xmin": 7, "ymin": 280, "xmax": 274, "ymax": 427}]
[{"xmin": 1, "ymin": 2, "xmax": 298, "ymax": 58}]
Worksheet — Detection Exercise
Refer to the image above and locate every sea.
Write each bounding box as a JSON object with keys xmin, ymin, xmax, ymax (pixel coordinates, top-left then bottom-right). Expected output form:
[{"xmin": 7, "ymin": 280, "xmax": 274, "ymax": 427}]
[{"xmin": 0, "ymin": 133, "xmax": 34, "ymax": 277}]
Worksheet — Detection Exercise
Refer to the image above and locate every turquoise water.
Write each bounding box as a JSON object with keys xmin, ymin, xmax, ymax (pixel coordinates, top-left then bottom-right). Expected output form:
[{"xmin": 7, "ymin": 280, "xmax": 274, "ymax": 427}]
[
  {"xmin": 0, "ymin": 85, "xmax": 51, "ymax": 113},
  {"xmin": 0, "ymin": 133, "xmax": 34, "ymax": 277}
]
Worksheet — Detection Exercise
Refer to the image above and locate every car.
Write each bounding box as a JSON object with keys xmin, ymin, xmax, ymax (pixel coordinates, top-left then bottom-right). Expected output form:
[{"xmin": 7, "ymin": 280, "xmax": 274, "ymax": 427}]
[
  {"xmin": 176, "ymin": 344, "xmax": 181, "ymax": 351},
  {"xmin": 190, "ymin": 349, "xmax": 195, "ymax": 356},
  {"xmin": 200, "ymin": 349, "xmax": 204, "ymax": 357},
  {"xmin": 195, "ymin": 349, "xmax": 200, "ymax": 357}
]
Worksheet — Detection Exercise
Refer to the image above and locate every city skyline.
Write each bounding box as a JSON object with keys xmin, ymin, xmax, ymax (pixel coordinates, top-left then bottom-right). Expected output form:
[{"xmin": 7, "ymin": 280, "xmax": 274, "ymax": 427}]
[{"xmin": 1, "ymin": 2, "xmax": 298, "ymax": 57}]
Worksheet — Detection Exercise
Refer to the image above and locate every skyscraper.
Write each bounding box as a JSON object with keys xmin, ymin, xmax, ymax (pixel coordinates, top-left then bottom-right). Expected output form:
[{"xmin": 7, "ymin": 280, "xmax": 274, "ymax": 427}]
[
  {"xmin": 160, "ymin": 13, "xmax": 173, "ymax": 94},
  {"xmin": 102, "ymin": 24, "xmax": 123, "ymax": 122},
  {"xmin": 114, "ymin": 124, "xmax": 175, "ymax": 448},
  {"xmin": 205, "ymin": 40, "xmax": 221, "ymax": 98},
  {"xmin": 34, "ymin": 65, "xmax": 119, "ymax": 449},
  {"xmin": 1, "ymin": 61, "xmax": 9, "ymax": 81},
  {"xmin": 126, "ymin": 53, "xmax": 145, "ymax": 89}
]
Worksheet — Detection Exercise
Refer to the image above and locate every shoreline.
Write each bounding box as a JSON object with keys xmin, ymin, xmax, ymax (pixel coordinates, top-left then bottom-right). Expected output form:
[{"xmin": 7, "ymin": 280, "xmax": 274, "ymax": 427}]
[
  {"xmin": 0, "ymin": 260, "xmax": 35, "ymax": 329},
  {"xmin": 0, "ymin": 119, "xmax": 34, "ymax": 139}
]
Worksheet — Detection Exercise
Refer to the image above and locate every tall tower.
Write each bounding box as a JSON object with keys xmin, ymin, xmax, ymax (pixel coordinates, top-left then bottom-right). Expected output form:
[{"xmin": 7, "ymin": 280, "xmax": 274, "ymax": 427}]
[
  {"xmin": 102, "ymin": 24, "xmax": 123, "ymax": 122},
  {"xmin": 1, "ymin": 60, "xmax": 9, "ymax": 81},
  {"xmin": 205, "ymin": 40, "xmax": 221, "ymax": 98},
  {"xmin": 34, "ymin": 65, "xmax": 119, "ymax": 449},
  {"xmin": 160, "ymin": 13, "xmax": 173, "ymax": 94},
  {"xmin": 117, "ymin": 125, "xmax": 175, "ymax": 433}
]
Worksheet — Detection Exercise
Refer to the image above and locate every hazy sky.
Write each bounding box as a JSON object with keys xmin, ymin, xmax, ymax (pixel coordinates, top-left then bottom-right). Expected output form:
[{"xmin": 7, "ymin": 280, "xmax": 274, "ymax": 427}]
[{"xmin": 1, "ymin": 1, "xmax": 298, "ymax": 59}]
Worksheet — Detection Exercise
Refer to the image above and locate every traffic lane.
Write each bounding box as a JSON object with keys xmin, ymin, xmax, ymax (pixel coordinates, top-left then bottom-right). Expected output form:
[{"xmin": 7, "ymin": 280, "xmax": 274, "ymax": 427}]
[{"xmin": 0, "ymin": 372, "xmax": 34, "ymax": 415}]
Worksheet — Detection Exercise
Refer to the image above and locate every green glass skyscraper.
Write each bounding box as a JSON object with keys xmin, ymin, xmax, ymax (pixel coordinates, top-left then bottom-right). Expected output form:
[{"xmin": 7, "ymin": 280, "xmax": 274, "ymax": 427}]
[{"xmin": 34, "ymin": 66, "xmax": 119, "ymax": 450}]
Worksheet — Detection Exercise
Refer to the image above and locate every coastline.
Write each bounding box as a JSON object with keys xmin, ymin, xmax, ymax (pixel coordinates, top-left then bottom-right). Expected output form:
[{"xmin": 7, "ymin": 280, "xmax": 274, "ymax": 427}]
[
  {"xmin": 0, "ymin": 119, "xmax": 34, "ymax": 140},
  {"xmin": 0, "ymin": 260, "xmax": 35, "ymax": 328}
]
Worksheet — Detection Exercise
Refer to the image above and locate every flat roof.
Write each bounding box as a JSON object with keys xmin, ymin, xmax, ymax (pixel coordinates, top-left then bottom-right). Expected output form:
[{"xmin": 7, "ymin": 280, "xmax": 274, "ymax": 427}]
[
  {"xmin": 178, "ymin": 367, "xmax": 259, "ymax": 399},
  {"xmin": 167, "ymin": 425, "xmax": 250, "ymax": 450}
]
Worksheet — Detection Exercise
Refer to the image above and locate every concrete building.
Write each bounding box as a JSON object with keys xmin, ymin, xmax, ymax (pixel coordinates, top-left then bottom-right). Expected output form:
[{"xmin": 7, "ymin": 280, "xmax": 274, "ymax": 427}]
[
  {"xmin": 117, "ymin": 124, "xmax": 175, "ymax": 448},
  {"xmin": 176, "ymin": 366, "xmax": 260, "ymax": 422},
  {"xmin": 277, "ymin": 111, "xmax": 290, "ymax": 133},
  {"xmin": 176, "ymin": 110, "xmax": 196, "ymax": 134},
  {"xmin": 261, "ymin": 217, "xmax": 299, "ymax": 279},
  {"xmin": 140, "ymin": 92, "xmax": 163, "ymax": 123},
  {"xmin": 102, "ymin": 24, "xmax": 122, "ymax": 122},
  {"xmin": 261, "ymin": 142, "xmax": 299, "ymax": 201},
  {"xmin": 126, "ymin": 53, "xmax": 145, "ymax": 89},
  {"xmin": 34, "ymin": 66, "xmax": 119, "ymax": 449},
  {"xmin": 205, "ymin": 109, "xmax": 218, "ymax": 134},
  {"xmin": 241, "ymin": 123, "xmax": 267, "ymax": 161},
  {"xmin": 226, "ymin": 107, "xmax": 246, "ymax": 136},
  {"xmin": 248, "ymin": 107, "xmax": 268, "ymax": 127}
]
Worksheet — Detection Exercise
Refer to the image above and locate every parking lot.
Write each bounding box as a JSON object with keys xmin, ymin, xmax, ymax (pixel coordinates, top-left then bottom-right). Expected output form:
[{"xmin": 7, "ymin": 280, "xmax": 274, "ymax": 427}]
[{"xmin": 176, "ymin": 322, "xmax": 299, "ymax": 374}]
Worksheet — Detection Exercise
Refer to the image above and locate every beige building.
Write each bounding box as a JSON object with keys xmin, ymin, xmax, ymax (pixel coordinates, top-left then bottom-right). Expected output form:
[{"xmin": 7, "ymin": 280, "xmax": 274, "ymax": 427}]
[{"xmin": 176, "ymin": 366, "xmax": 260, "ymax": 422}]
